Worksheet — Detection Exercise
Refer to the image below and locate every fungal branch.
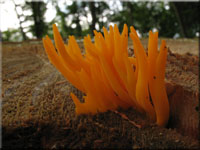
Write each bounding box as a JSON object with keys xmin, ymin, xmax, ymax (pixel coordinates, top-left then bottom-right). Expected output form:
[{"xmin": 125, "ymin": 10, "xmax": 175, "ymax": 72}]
[{"xmin": 42, "ymin": 24, "xmax": 169, "ymax": 127}]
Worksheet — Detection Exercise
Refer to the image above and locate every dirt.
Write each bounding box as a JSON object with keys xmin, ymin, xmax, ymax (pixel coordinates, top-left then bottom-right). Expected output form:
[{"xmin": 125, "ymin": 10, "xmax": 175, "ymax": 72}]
[{"xmin": 1, "ymin": 39, "xmax": 199, "ymax": 149}]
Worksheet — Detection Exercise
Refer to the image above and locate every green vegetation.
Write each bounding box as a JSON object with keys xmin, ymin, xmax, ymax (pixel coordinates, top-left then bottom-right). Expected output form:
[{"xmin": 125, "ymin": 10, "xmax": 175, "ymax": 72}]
[{"xmin": 2, "ymin": 1, "xmax": 199, "ymax": 42}]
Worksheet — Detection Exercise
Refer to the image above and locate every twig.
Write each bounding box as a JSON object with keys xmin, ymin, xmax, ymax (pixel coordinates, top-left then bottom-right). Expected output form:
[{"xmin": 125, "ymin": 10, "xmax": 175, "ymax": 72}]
[
  {"xmin": 112, "ymin": 110, "xmax": 142, "ymax": 129},
  {"xmin": 55, "ymin": 80, "xmax": 67, "ymax": 85}
]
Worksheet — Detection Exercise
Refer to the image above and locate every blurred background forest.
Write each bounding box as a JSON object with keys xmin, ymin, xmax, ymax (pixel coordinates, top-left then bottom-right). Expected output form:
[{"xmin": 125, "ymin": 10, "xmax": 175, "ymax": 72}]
[{"xmin": 1, "ymin": 0, "xmax": 199, "ymax": 42}]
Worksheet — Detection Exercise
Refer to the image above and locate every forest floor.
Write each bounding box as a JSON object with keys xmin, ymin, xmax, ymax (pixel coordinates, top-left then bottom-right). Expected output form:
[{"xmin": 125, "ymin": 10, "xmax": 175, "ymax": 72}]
[{"xmin": 1, "ymin": 38, "xmax": 199, "ymax": 149}]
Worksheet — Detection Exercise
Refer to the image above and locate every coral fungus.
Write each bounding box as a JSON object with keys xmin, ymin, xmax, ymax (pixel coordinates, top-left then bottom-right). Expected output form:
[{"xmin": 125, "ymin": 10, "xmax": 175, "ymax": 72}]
[{"xmin": 42, "ymin": 24, "xmax": 169, "ymax": 127}]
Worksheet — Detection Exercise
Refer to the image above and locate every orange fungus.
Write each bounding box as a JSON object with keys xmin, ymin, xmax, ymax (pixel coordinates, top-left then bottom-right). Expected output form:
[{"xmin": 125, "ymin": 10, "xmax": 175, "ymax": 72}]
[{"xmin": 43, "ymin": 24, "xmax": 169, "ymax": 127}]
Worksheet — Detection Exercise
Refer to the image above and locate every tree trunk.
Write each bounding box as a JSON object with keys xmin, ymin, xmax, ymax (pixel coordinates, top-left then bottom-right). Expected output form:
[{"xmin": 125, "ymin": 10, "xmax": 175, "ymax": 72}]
[
  {"xmin": 89, "ymin": 2, "xmax": 97, "ymax": 34},
  {"xmin": 170, "ymin": 2, "xmax": 186, "ymax": 37},
  {"xmin": 12, "ymin": 0, "xmax": 27, "ymax": 40}
]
